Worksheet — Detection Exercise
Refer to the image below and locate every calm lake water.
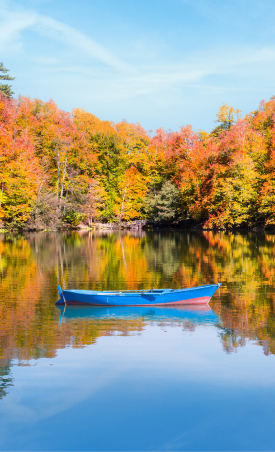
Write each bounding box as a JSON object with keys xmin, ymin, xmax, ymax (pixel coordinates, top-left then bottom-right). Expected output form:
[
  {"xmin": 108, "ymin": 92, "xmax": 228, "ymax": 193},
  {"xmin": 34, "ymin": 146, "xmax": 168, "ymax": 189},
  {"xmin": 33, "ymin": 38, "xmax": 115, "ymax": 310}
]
[{"xmin": 1, "ymin": 230, "xmax": 275, "ymax": 451}]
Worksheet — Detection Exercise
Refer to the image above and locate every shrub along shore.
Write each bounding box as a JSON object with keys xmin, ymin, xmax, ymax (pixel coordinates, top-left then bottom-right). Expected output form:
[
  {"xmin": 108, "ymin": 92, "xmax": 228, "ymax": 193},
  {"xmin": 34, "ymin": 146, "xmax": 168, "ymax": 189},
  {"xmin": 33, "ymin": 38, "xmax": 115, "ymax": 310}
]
[{"xmin": 1, "ymin": 94, "xmax": 275, "ymax": 231}]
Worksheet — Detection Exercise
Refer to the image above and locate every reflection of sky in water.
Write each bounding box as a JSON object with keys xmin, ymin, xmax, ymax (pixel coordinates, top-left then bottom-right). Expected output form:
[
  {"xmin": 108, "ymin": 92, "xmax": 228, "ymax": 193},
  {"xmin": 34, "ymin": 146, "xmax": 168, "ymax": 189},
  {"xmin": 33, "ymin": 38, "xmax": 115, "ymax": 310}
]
[
  {"xmin": 1, "ymin": 230, "xmax": 275, "ymax": 450},
  {"xmin": 1, "ymin": 323, "xmax": 275, "ymax": 450}
]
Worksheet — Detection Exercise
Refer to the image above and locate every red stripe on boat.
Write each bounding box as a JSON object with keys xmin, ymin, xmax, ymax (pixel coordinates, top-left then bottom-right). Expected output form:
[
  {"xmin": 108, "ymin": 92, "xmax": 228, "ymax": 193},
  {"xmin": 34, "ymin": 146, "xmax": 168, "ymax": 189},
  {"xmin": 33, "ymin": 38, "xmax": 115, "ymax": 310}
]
[
  {"xmin": 61, "ymin": 296, "xmax": 211, "ymax": 306},
  {"xmin": 130, "ymin": 296, "xmax": 211, "ymax": 306}
]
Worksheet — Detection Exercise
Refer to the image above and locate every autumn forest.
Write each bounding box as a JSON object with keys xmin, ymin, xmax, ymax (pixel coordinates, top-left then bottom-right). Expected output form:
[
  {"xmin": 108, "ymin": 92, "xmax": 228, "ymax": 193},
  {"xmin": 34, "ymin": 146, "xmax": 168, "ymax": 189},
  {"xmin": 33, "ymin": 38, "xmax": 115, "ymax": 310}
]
[{"xmin": 1, "ymin": 89, "xmax": 275, "ymax": 230}]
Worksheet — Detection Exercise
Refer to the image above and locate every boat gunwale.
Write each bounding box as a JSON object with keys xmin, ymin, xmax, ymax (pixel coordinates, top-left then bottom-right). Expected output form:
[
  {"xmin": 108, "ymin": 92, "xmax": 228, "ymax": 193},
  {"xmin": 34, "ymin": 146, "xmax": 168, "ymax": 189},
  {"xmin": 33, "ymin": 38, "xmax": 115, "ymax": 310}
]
[{"xmin": 62, "ymin": 284, "xmax": 221, "ymax": 296}]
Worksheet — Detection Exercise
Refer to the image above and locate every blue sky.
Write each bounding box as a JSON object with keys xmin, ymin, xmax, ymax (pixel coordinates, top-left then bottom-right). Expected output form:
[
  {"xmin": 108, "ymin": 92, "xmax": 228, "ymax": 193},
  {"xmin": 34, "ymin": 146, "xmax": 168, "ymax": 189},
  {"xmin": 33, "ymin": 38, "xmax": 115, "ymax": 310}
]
[{"xmin": 1, "ymin": 0, "xmax": 275, "ymax": 132}]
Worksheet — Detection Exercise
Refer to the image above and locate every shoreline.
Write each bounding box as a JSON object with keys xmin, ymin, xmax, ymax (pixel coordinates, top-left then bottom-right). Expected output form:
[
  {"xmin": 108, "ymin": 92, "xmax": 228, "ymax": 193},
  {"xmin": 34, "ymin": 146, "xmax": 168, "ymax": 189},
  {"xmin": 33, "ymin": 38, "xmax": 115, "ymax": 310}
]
[{"xmin": 1, "ymin": 219, "xmax": 275, "ymax": 233}]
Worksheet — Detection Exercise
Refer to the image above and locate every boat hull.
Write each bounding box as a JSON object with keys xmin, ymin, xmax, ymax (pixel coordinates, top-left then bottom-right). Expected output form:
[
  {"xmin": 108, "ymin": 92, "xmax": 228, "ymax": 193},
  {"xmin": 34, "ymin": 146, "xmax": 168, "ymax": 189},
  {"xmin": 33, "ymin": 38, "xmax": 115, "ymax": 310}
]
[{"xmin": 56, "ymin": 284, "xmax": 220, "ymax": 307}]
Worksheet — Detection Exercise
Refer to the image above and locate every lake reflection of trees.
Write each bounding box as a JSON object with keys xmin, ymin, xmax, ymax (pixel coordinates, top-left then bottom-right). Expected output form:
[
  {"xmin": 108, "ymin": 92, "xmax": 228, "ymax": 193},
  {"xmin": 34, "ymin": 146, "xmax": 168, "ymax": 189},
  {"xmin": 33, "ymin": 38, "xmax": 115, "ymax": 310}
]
[
  {"xmin": 1, "ymin": 230, "xmax": 275, "ymax": 378},
  {"xmin": 0, "ymin": 360, "xmax": 13, "ymax": 400},
  {"xmin": 213, "ymin": 302, "xmax": 275, "ymax": 356}
]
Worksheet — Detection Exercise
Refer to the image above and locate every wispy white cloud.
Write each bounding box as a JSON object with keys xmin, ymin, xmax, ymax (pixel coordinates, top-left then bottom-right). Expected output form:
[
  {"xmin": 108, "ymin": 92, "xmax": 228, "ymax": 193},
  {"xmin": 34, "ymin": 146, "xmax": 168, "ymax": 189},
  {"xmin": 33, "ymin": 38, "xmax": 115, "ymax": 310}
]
[
  {"xmin": 0, "ymin": 6, "xmax": 131, "ymax": 71},
  {"xmin": 33, "ymin": 14, "xmax": 132, "ymax": 72},
  {"xmin": 120, "ymin": 45, "xmax": 275, "ymax": 92},
  {"xmin": 31, "ymin": 43, "xmax": 275, "ymax": 92},
  {"xmin": 0, "ymin": 9, "xmax": 36, "ymax": 52}
]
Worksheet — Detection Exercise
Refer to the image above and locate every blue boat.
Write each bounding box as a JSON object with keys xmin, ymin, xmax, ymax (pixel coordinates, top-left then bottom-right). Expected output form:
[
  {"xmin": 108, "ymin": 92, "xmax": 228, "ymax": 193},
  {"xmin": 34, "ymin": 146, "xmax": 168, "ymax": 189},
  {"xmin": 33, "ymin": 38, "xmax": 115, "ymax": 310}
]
[{"xmin": 56, "ymin": 283, "xmax": 221, "ymax": 307}]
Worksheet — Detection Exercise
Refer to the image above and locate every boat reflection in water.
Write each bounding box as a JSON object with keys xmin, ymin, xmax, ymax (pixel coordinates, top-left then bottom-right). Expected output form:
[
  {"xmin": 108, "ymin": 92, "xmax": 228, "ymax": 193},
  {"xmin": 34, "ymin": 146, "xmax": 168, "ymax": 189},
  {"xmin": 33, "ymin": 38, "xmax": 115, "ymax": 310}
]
[{"xmin": 56, "ymin": 303, "xmax": 219, "ymax": 325}]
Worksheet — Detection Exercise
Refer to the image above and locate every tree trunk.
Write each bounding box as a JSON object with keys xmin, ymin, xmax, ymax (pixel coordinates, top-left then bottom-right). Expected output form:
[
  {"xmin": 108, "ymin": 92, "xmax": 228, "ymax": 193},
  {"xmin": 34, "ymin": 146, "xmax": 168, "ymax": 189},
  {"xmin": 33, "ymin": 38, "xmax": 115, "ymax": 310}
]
[
  {"xmin": 0, "ymin": 181, "xmax": 3, "ymax": 208},
  {"xmin": 59, "ymin": 153, "xmax": 67, "ymax": 212},
  {"xmin": 63, "ymin": 180, "xmax": 70, "ymax": 215},
  {"xmin": 56, "ymin": 153, "xmax": 60, "ymax": 213},
  {"xmin": 119, "ymin": 187, "xmax": 127, "ymax": 223}
]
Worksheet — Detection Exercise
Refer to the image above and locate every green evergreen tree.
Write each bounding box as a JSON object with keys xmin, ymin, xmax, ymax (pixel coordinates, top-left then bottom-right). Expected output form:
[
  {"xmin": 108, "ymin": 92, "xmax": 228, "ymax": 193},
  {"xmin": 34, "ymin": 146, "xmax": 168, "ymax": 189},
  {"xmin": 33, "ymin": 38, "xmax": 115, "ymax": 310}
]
[
  {"xmin": 145, "ymin": 180, "xmax": 181, "ymax": 223},
  {"xmin": 0, "ymin": 62, "xmax": 15, "ymax": 98}
]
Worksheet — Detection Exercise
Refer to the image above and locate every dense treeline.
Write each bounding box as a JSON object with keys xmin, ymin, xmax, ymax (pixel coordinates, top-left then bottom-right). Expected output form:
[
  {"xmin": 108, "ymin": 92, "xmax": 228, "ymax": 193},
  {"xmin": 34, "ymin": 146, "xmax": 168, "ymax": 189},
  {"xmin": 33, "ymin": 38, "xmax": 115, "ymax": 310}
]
[{"xmin": 1, "ymin": 93, "xmax": 275, "ymax": 230}]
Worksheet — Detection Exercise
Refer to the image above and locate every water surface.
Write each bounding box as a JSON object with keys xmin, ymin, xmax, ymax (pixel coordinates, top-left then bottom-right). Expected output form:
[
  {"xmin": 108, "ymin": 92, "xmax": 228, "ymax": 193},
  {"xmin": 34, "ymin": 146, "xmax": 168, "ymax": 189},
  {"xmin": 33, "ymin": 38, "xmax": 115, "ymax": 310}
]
[{"xmin": 1, "ymin": 230, "xmax": 275, "ymax": 450}]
